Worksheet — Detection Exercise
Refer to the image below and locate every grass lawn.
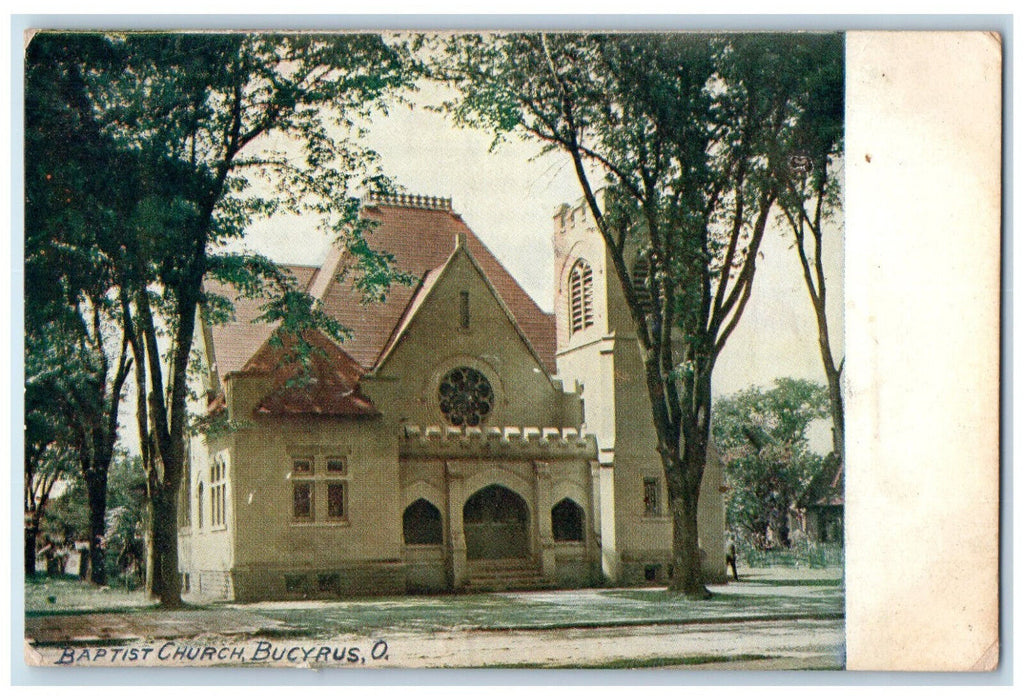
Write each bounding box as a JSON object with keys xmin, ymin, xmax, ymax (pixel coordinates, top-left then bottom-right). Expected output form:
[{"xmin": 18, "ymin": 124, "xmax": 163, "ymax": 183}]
[
  {"xmin": 25, "ymin": 567, "xmax": 843, "ymax": 639},
  {"xmin": 24, "ymin": 575, "xmax": 156, "ymax": 615}
]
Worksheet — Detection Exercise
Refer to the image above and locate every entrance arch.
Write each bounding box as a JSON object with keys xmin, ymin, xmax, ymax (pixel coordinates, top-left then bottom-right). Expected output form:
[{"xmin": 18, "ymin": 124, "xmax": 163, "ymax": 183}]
[{"xmin": 463, "ymin": 485, "xmax": 530, "ymax": 560}]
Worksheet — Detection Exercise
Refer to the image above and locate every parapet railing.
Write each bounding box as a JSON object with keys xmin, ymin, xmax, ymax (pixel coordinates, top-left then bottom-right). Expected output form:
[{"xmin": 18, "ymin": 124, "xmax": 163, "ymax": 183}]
[
  {"xmin": 365, "ymin": 193, "xmax": 453, "ymax": 211},
  {"xmin": 399, "ymin": 424, "xmax": 597, "ymax": 459}
]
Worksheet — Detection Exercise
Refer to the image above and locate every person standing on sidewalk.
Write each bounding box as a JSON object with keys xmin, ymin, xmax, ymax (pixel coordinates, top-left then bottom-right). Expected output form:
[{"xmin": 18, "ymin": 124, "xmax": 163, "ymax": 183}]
[{"xmin": 725, "ymin": 532, "xmax": 739, "ymax": 581}]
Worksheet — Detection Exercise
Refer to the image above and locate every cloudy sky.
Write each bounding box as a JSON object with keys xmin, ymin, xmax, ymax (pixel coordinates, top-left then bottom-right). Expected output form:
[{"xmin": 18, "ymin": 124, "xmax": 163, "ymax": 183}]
[{"xmin": 245, "ymin": 80, "xmax": 845, "ymax": 406}]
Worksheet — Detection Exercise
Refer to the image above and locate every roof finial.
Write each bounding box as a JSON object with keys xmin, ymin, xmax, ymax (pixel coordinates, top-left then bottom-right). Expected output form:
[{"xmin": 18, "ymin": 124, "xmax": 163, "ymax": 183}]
[{"xmin": 455, "ymin": 230, "xmax": 467, "ymax": 250}]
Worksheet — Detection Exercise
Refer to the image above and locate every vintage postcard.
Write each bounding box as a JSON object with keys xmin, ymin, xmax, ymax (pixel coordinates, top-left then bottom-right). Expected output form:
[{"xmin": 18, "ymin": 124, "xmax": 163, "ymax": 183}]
[{"xmin": 19, "ymin": 28, "xmax": 1001, "ymax": 674}]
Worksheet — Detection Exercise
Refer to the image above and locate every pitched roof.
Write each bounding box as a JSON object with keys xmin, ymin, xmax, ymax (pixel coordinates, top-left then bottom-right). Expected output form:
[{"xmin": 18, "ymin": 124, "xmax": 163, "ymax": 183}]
[
  {"xmin": 374, "ymin": 239, "xmax": 554, "ymax": 383},
  {"xmin": 320, "ymin": 201, "xmax": 556, "ymax": 374},
  {"xmin": 242, "ymin": 329, "xmax": 379, "ymax": 417},
  {"xmin": 374, "ymin": 264, "xmax": 446, "ymax": 369},
  {"xmin": 204, "ymin": 199, "xmax": 556, "ymax": 394},
  {"xmin": 205, "ymin": 264, "xmax": 318, "ymax": 388}
]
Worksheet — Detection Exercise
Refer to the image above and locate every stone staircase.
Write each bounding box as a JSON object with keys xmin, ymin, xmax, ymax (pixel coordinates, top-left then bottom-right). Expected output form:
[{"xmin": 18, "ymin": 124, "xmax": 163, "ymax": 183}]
[{"xmin": 464, "ymin": 558, "xmax": 554, "ymax": 593}]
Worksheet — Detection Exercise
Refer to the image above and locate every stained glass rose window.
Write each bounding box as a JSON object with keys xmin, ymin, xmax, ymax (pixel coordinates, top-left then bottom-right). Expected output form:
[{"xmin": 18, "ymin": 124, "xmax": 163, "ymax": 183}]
[{"xmin": 438, "ymin": 367, "xmax": 494, "ymax": 427}]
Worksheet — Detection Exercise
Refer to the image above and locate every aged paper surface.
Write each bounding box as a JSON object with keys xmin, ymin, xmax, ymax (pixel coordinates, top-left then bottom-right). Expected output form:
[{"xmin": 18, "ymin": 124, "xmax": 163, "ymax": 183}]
[
  {"xmin": 844, "ymin": 31, "xmax": 1002, "ymax": 671},
  {"xmin": 19, "ymin": 27, "xmax": 1003, "ymax": 675}
]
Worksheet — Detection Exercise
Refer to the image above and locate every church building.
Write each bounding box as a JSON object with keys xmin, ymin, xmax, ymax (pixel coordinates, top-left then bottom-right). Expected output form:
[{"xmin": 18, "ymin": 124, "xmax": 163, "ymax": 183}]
[{"xmin": 179, "ymin": 194, "xmax": 725, "ymax": 601}]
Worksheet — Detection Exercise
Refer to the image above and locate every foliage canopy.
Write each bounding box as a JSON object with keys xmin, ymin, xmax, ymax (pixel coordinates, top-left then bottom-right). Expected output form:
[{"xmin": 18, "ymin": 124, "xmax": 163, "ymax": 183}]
[
  {"xmin": 436, "ymin": 32, "xmax": 844, "ymax": 596},
  {"xmin": 713, "ymin": 378, "xmax": 831, "ymax": 546},
  {"xmin": 24, "ymin": 31, "xmax": 419, "ymax": 604}
]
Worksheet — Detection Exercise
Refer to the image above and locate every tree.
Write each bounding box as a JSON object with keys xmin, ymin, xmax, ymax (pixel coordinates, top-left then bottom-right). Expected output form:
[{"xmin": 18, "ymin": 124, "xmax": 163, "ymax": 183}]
[
  {"xmin": 712, "ymin": 378, "xmax": 830, "ymax": 547},
  {"xmin": 103, "ymin": 455, "xmax": 149, "ymax": 587},
  {"xmin": 437, "ymin": 33, "xmax": 842, "ymax": 597},
  {"xmin": 23, "ymin": 432, "xmax": 74, "ymax": 577},
  {"xmin": 771, "ymin": 37, "xmax": 845, "ymax": 461},
  {"xmin": 25, "ymin": 35, "xmax": 135, "ymax": 585},
  {"xmin": 26, "ymin": 32, "xmax": 418, "ymax": 607}
]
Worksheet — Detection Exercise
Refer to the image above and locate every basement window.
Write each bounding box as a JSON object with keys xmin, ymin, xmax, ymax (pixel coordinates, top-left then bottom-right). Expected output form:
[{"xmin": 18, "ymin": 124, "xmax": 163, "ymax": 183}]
[
  {"xmin": 317, "ymin": 573, "xmax": 340, "ymax": 594},
  {"xmin": 284, "ymin": 574, "xmax": 307, "ymax": 594}
]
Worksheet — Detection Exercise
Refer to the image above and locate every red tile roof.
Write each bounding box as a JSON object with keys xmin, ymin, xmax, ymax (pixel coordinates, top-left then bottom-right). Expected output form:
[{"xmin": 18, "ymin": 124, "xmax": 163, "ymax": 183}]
[
  {"xmin": 321, "ymin": 203, "xmax": 556, "ymax": 373},
  {"xmin": 204, "ymin": 201, "xmax": 556, "ymax": 396},
  {"xmin": 206, "ymin": 264, "xmax": 318, "ymax": 388},
  {"xmin": 242, "ymin": 329, "xmax": 379, "ymax": 417}
]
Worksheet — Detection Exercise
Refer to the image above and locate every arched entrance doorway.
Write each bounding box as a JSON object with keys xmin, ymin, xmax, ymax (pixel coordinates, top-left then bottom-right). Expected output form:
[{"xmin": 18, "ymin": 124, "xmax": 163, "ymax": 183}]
[{"xmin": 463, "ymin": 485, "xmax": 530, "ymax": 559}]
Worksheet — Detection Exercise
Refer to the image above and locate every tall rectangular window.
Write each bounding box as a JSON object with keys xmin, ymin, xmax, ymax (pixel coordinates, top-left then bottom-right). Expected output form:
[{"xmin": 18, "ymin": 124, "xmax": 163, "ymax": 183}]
[
  {"xmin": 293, "ymin": 482, "xmax": 313, "ymax": 520},
  {"xmin": 178, "ymin": 480, "xmax": 191, "ymax": 528},
  {"xmin": 327, "ymin": 482, "xmax": 347, "ymax": 520},
  {"xmin": 211, "ymin": 456, "xmax": 227, "ymax": 528},
  {"xmin": 643, "ymin": 477, "xmax": 661, "ymax": 517},
  {"xmin": 197, "ymin": 483, "xmax": 204, "ymax": 529}
]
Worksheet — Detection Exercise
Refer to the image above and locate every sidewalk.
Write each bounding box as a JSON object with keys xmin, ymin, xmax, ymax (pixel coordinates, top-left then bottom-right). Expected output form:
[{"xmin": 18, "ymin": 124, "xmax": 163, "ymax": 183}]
[{"xmin": 24, "ymin": 566, "xmax": 844, "ymax": 669}]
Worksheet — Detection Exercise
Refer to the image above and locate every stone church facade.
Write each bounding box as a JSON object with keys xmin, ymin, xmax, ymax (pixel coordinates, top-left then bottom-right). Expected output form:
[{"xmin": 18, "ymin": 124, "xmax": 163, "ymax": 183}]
[{"xmin": 179, "ymin": 194, "xmax": 725, "ymax": 601}]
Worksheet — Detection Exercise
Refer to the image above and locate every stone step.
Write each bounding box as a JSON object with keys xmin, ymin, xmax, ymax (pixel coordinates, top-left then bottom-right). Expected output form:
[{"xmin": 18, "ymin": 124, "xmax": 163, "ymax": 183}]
[
  {"xmin": 467, "ymin": 558, "xmax": 535, "ymax": 572},
  {"xmin": 463, "ymin": 560, "xmax": 554, "ymax": 592}
]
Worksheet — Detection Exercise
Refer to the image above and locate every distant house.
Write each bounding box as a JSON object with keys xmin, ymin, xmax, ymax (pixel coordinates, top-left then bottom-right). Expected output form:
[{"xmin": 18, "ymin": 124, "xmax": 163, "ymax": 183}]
[
  {"xmin": 178, "ymin": 194, "xmax": 725, "ymax": 601},
  {"xmin": 793, "ymin": 458, "xmax": 844, "ymax": 544}
]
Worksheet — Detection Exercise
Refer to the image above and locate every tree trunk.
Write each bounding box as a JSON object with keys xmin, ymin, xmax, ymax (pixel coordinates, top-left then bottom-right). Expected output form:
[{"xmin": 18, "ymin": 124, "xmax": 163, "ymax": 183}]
[
  {"xmin": 145, "ymin": 494, "xmax": 163, "ymax": 599},
  {"xmin": 144, "ymin": 522, "xmax": 157, "ymax": 597},
  {"xmin": 25, "ymin": 521, "xmax": 39, "ymax": 577},
  {"xmin": 151, "ymin": 485, "xmax": 182, "ymax": 608},
  {"xmin": 85, "ymin": 473, "xmax": 108, "ymax": 585},
  {"xmin": 826, "ymin": 365, "xmax": 845, "ymax": 462},
  {"xmin": 668, "ymin": 485, "xmax": 710, "ymax": 599},
  {"xmin": 664, "ymin": 369, "xmax": 714, "ymax": 599}
]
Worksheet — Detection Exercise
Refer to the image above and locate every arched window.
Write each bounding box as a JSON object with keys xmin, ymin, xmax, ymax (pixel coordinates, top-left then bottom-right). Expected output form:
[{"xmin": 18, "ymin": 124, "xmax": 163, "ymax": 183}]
[
  {"xmin": 551, "ymin": 498, "xmax": 584, "ymax": 542},
  {"xmin": 568, "ymin": 259, "xmax": 594, "ymax": 334},
  {"xmin": 403, "ymin": 499, "xmax": 443, "ymax": 545}
]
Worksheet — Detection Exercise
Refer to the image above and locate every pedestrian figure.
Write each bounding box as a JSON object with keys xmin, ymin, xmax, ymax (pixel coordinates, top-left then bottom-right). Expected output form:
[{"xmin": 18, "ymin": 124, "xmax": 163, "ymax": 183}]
[{"xmin": 725, "ymin": 532, "xmax": 739, "ymax": 581}]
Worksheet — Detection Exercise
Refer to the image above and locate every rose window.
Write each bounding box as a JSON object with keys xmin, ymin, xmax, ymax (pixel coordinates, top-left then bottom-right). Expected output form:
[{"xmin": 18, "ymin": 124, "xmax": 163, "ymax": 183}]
[{"xmin": 438, "ymin": 367, "xmax": 494, "ymax": 427}]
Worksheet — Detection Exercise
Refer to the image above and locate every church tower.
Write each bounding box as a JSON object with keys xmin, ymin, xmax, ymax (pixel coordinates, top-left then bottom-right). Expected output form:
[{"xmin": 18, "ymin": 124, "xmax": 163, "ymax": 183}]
[{"xmin": 552, "ymin": 198, "xmax": 726, "ymax": 585}]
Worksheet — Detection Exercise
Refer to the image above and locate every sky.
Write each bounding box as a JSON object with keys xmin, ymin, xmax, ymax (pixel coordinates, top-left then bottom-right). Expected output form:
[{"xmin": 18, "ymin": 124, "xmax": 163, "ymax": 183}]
[{"xmin": 243, "ymin": 80, "xmax": 845, "ymax": 405}]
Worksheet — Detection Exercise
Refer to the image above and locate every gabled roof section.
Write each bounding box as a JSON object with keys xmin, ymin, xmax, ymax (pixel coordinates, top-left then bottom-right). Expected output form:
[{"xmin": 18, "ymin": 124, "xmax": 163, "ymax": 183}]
[
  {"xmin": 240, "ymin": 329, "xmax": 379, "ymax": 417},
  {"xmin": 204, "ymin": 264, "xmax": 318, "ymax": 389},
  {"xmin": 320, "ymin": 198, "xmax": 556, "ymax": 374},
  {"xmin": 202, "ymin": 197, "xmax": 557, "ymax": 390},
  {"xmin": 373, "ymin": 265, "xmax": 445, "ymax": 368},
  {"xmin": 374, "ymin": 236, "xmax": 553, "ymax": 382}
]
